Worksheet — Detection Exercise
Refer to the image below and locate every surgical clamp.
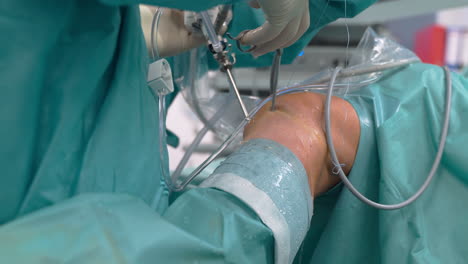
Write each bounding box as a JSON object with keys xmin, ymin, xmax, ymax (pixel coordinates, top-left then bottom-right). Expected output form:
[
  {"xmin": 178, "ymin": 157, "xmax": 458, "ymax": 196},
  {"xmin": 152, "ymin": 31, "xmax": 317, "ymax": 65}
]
[{"xmin": 200, "ymin": 10, "xmax": 250, "ymax": 120}]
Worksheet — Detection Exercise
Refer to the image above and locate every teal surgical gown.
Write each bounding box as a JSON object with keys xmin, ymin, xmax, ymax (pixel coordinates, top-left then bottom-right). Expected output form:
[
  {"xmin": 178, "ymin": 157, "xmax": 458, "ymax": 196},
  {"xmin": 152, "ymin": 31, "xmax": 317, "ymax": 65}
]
[{"xmin": 0, "ymin": 0, "xmax": 382, "ymax": 263}]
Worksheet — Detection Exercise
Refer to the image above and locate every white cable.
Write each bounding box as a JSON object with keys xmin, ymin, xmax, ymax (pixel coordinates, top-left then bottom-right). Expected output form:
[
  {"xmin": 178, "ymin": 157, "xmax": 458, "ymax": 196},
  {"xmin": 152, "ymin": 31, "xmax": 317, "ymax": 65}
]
[
  {"xmin": 150, "ymin": 8, "xmax": 163, "ymax": 60},
  {"xmin": 324, "ymin": 66, "xmax": 452, "ymax": 210},
  {"xmin": 171, "ymin": 93, "xmax": 235, "ymax": 186}
]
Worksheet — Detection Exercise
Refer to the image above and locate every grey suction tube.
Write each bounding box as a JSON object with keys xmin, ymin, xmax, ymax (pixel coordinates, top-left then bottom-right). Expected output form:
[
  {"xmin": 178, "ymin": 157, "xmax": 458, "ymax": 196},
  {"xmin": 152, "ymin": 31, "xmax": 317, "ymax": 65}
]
[{"xmin": 324, "ymin": 66, "xmax": 452, "ymax": 210}]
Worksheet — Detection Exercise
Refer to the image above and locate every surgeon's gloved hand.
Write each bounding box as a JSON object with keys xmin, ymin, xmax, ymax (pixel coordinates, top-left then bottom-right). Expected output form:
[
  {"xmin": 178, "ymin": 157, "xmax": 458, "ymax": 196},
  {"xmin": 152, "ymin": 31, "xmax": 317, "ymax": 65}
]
[
  {"xmin": 237, "ymin": 0, "xmax": 310, "ymax": 57},
  {"xmin": 140, "ymin": 6, "xmax": 206, "ymax": 59}
]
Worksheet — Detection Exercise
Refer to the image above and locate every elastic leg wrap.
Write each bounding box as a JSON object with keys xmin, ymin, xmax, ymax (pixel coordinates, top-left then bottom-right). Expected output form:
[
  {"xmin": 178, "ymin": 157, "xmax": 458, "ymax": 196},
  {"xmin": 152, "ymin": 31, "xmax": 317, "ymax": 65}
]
[{"xmin": 201, "ymin": 138, "xmax": 313, "ymax": 264}]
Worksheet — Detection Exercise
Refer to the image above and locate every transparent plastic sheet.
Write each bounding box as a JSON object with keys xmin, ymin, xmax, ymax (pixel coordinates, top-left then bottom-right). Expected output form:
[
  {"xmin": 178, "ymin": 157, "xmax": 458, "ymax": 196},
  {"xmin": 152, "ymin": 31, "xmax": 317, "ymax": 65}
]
[
  {"xmin": 171, "ymin": 48, "xmax": 261, "ymax": 188},
  {"xmin": 169, "ymin": 28, "xmax": 420, "ymax": 190},
  {"xmin": 199, "ymin": 93, "xmax": 260, "ymax": 140},
  {"xmin": 172, "ymin": 47, "xmax": 261, "ymax": 143},
  {"xmin": 294, "ymin": 28, "xmax": 420, "ymax": 92},
  {"xmin": 172, "ymin": 28, "xmax": 419, "ymax": 142}
]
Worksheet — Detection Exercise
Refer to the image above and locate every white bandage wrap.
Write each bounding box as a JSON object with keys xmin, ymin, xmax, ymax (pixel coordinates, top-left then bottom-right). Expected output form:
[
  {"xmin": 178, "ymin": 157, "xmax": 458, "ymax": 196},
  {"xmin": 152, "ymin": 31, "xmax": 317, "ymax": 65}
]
[{"xmin": 200, "ymin": 138, "xmax": 313, "ymax": 264}]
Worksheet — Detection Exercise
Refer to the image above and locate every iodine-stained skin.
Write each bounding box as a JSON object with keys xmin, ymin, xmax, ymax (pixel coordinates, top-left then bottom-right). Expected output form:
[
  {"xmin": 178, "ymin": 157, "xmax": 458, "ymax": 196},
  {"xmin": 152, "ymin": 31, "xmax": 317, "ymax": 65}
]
[{"xmin": 244, "ymin": 92, "xmax": 361, "ymax": 197}]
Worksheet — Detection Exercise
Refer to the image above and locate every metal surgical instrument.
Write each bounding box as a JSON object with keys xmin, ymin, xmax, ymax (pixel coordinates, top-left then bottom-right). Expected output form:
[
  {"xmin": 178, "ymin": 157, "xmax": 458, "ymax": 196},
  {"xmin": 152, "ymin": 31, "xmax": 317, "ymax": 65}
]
[
  {"xmin": 270, "ymin": 49, "xmax": 282, "ymax": 111},
  {"xmin": 200, "ymin": 10, "xmax": 250, "ymax": 120},
  {"xmin": 175, "ymin": 59, "xmax": 418, "ymax": 192}
]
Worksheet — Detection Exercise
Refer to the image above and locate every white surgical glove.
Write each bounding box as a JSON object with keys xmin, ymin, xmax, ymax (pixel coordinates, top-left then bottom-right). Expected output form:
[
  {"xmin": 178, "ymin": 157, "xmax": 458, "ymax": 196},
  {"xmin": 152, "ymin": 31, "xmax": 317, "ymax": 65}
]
[{"xmin": 238, "ymin": 0, "xmax": 310, "ymax": 57}]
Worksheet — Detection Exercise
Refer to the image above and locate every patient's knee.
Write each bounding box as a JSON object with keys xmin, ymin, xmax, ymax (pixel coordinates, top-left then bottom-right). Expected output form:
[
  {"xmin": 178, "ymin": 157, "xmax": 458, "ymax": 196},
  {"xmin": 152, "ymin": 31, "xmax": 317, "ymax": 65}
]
[{"xmin": 243, "ymin": 92, "xmax": 360, "ymax": 195}]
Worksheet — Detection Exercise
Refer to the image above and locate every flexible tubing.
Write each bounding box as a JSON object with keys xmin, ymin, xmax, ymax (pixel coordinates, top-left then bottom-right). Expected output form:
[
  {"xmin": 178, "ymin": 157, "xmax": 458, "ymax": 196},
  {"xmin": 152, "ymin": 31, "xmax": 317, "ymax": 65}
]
[
  {"xmin": 324, "ymin": 66, "xmax": 452, "ymax": 210},
  {"xmin": 150, "ymin": 8, "xmax": 164, "ymax": 60},
  {"xmin": 158, "ymin": 94, "xmax": 175, "ymax": 191},
  {"xmin": 150, "ymin": 8, "xmax": 174, "ymax": 192},
  {"xmin": 188, "ymin": 49, "xmax": 217, "ymax": 132},
  {"xmin": 200, "ymin": 11, "xmax": 223, "ymax": 53},
  {"xmin": 293, "ymin": 59, "xmax": 420, "ymax": 88},
  {"xmin": 171, "ymin": 125, "xmax": 210, "ymax": 185},
  {"xmin": 175, "ymin": 61, "xmax": 418, "ymax": 191},
  {"xmin": 171, "ymin": 84, "xmax": 342, "ymax": 190}
]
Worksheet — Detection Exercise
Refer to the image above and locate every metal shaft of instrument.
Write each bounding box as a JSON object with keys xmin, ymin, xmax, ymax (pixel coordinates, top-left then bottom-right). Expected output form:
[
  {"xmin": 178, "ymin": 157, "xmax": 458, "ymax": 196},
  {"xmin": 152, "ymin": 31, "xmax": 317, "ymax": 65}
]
[
  {"xmin": 225, "ymin": 67, "xmax": 250, "ymax": 119},
  {"xmin": 214, "ymin": 5, "xmax": 232, "ymax": 33},
  {"xmin": 270, "ymin": 49, "xmax": 282, "ymax": 111}
]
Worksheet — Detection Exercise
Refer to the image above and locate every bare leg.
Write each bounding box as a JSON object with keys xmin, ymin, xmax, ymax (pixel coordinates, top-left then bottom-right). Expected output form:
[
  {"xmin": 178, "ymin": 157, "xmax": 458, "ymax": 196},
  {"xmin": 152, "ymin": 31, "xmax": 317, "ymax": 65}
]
[{"xmin": 244, "ymin": 93, "xmax": 361, "ymax": 196}]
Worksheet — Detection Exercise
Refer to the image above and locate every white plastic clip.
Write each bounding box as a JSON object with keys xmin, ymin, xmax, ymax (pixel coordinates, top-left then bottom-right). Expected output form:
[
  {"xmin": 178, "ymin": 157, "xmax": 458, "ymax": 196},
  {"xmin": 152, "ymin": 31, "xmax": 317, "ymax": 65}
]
[{"xmin": 147, "ymin": 59, "xmax": 174, "ymax": 96}]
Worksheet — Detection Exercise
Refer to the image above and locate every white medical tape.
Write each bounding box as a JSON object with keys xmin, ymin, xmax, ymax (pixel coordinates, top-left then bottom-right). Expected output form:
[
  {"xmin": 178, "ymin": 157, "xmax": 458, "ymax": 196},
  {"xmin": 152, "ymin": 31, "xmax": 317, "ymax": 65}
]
[{"xmin": 200, "ymin": 172, "xmax": 291, "ymax": 264}]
